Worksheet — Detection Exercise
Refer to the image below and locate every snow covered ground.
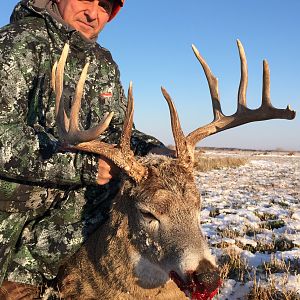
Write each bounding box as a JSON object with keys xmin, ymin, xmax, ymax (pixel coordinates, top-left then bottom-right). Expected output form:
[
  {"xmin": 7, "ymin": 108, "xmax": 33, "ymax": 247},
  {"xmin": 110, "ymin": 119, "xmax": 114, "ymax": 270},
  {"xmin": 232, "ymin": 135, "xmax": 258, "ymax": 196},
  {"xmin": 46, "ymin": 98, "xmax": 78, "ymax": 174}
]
[{"xmin": 196, "ymin": 149, "xmax": 300, "ymax": 299}]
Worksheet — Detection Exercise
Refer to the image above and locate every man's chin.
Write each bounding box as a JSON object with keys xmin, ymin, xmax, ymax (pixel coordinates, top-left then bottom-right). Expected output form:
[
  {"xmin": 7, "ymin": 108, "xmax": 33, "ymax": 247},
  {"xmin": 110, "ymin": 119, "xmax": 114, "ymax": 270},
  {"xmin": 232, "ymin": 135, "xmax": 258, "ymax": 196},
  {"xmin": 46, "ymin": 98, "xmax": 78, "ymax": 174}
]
[
  {"xmin": 77, "ymin": 29, "xmax": 98, "ymax": 41},
  {"xmin": 72, "ymin": 24, "xmax": 97, "ymax": 40}
]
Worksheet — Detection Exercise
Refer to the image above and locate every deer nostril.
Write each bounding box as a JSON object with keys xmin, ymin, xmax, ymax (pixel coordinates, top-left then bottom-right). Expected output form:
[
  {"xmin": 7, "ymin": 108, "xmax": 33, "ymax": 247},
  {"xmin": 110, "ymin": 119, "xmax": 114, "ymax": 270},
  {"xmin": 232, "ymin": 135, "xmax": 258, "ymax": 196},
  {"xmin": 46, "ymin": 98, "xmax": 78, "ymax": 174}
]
[{"xmin": 193, "ymin": 271, "xmax": 221, "ymax": 293}]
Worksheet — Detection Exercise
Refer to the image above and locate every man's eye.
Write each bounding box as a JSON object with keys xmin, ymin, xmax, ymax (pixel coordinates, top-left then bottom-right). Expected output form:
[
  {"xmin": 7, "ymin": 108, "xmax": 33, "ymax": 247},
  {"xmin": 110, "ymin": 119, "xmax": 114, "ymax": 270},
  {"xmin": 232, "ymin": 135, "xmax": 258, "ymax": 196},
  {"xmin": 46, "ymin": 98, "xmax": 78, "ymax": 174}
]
[{"xmin": 98, "ymin": 1, "xmax": 113, "ymax": 14}]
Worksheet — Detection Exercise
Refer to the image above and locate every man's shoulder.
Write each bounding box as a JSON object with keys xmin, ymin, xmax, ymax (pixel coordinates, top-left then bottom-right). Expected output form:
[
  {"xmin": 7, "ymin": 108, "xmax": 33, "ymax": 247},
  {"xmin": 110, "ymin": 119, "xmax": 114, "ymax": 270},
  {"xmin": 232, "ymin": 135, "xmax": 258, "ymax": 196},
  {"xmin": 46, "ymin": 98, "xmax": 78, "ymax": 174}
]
[
  {"xmin": 0, "ymin": 17, "xmax": 48, "ymax": 47},
  {"xmin": 94, "ymin": 45, "xmax": 119, "ymax": 69},
  {"xmin": 94, "ymin": 45, "xmax": 113, "ymax": 60}
]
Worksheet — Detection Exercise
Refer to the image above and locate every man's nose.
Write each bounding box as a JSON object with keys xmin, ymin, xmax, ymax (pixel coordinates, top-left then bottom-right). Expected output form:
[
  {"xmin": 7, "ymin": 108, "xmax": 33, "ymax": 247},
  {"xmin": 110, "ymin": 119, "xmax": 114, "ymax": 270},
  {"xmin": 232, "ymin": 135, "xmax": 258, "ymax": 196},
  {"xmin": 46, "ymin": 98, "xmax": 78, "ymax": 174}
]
[{"xmin": 85, "ymin": 1, "xmax": 98, "ymax": 21}]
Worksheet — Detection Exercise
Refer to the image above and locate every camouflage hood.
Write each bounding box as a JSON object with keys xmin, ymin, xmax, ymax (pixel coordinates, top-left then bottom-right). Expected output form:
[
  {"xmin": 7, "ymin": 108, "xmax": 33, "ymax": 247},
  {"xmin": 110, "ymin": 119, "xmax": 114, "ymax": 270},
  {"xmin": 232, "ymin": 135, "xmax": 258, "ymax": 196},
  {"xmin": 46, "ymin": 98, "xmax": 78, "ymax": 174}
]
[{"xmin": 10, "ymin": 1, "xmax": 57, "ymax": 22}]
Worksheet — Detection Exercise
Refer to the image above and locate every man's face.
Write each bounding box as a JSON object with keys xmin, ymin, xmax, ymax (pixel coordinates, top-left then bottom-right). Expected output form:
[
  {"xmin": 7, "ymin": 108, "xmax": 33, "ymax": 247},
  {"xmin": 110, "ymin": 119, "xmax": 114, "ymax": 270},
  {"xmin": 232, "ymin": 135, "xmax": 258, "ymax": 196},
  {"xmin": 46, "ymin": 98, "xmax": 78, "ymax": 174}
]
[{"xmin": 56, "ymin": 0, "xmax": 114, "ymax": 39}]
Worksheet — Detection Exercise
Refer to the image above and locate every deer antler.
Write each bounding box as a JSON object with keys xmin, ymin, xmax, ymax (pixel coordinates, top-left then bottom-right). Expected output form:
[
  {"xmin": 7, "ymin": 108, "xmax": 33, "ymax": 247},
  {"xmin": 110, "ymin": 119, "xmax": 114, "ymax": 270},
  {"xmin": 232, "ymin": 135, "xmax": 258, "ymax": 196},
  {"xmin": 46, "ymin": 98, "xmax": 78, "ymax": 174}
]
[
  {"xmin": 52, "ymin": 43, "xmax": 114, "ymax": 144},
  {"xmin": 161, "ymin": 40, "xmax": 296, "ymax": 168},
  {"xmin": 52, "ymin": 44, "xmax": 148, "ymax": 182}
]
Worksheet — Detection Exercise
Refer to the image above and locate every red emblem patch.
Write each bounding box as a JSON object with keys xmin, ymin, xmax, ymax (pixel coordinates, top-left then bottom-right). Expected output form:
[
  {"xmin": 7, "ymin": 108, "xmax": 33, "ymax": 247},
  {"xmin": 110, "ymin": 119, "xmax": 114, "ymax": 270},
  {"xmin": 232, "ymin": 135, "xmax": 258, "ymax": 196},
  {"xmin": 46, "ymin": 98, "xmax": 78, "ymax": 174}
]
[{"xmin": 100, "ymin": 92, "xmax": 112, "ymax": 97}]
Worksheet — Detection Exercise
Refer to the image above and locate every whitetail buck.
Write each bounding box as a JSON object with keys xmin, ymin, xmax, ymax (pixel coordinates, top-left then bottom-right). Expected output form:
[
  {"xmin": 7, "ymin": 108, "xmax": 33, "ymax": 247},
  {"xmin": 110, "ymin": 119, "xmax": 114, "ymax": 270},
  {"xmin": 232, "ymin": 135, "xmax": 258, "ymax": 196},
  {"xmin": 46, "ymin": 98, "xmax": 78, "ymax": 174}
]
[
  {"xmin": 50, "ymin": 41, "xmax": 295, "ymax": 300},
  {"xmin": 0, "ymin": 41, "xmax": 295, "ymax": 300}
]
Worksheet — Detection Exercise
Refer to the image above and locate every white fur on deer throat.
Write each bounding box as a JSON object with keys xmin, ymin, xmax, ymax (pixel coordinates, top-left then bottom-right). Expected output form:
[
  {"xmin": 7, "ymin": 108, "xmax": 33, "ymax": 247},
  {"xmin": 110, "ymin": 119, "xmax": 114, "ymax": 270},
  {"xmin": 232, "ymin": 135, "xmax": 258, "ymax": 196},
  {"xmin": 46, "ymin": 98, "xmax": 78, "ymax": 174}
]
[
  {"xmin": 130, "ymin": 250, "xmax": 169, "ymax": 288},
  {"xmin": 178, "ymin": 248, "xmax": 217, "ymax": 277}
]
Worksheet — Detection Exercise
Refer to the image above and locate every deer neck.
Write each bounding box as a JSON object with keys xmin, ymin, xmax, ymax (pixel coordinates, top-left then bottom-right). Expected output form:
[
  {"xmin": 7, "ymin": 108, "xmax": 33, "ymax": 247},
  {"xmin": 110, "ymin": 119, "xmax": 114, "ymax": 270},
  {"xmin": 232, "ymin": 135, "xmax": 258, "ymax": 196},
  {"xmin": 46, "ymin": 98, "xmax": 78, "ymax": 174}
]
[
  {"xmin": 78, "ymin": 187, "xmax": 133, "ymax": 293},
  {"xmin": 84, "ymin": 184, "xmax": 185, "ymax": 299}
]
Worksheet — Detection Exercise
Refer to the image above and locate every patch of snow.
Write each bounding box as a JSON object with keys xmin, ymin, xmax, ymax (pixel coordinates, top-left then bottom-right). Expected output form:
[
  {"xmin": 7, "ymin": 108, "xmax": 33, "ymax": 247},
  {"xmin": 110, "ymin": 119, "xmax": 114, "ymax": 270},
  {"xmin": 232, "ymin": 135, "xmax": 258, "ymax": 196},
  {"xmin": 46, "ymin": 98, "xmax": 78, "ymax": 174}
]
[
  {"xmin": 196, "ymin": 150, "xmax": 300, "ymax": 299},
  {"xmin": 216, "ymin": 279, "xmax": 252, "ymax": 300},
  {"xmin": 269, "ymin": 273, "xmax": 300, "ymax": 295}
]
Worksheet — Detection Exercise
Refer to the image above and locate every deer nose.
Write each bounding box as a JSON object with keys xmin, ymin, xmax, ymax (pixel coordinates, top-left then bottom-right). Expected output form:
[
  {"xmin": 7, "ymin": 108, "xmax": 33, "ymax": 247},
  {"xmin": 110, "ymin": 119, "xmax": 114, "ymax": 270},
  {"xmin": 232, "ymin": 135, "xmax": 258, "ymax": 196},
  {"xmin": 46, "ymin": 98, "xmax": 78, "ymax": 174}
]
[
  {"xmin": 193, "ymin": 271, "xmax": 221, "ymax": 293},
  {"xmin": 194, "ymin": 258, "xmax": 221, "ymax": 294}
]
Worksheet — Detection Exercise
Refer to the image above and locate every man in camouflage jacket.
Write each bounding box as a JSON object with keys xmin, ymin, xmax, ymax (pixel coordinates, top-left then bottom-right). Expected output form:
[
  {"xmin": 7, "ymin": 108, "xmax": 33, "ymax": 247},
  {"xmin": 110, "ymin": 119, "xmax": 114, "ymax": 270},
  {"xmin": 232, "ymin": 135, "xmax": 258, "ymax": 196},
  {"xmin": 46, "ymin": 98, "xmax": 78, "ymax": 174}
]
[{"xmin": 0, "ymin": 0, "xmax": 167, "ymax": 289}]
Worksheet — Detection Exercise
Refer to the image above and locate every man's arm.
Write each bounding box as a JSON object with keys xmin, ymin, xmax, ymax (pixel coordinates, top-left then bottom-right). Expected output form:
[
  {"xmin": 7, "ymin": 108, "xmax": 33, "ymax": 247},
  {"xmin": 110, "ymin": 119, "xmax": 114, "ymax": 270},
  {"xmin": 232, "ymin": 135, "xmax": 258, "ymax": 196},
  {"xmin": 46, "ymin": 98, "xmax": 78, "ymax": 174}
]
[{"xmin": 0, "ymin": 38, "xmax": 99, "ymax": 187}]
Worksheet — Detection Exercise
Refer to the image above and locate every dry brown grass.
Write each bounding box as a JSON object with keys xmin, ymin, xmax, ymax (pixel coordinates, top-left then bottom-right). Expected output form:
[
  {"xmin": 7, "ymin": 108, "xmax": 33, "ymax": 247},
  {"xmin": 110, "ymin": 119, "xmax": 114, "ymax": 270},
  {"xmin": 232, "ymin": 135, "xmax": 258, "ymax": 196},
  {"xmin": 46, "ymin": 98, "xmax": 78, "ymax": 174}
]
[
  {"xmin": 216, "ymin": 227, "xmax": 300, "ymax": 299},
  {"xmin": 218, "ymin": 248, "xmax": 251, "ymax": 282},
  {"xmin": 248, "ymin": 275, "xmax": 300, "ymax": 300},
  {"xmin": 218, "ymin": 250, "xmax": 300, "ymax": 299},
  {"xmin": 193, "ymin": 152, "xmax": 248, "ymax": 172}
]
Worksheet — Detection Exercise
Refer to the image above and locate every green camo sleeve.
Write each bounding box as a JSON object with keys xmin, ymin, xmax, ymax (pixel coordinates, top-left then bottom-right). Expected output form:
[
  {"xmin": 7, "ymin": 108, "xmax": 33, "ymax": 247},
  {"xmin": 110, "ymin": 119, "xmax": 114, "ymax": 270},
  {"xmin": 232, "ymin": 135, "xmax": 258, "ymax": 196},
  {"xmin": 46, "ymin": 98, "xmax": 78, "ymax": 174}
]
[{"xmin": 0, "ymin": 34, "xmax": 98, "ymax": 186}]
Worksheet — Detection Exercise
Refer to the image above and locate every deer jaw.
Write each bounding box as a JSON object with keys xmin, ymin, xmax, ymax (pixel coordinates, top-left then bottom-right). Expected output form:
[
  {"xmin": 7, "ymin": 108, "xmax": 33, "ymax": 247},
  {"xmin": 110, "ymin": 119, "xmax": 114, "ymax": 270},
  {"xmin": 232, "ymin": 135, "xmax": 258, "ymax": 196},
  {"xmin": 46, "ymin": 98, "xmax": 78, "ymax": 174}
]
[{"xmin": 121, "ymin": 155, "xmax": 217, "ymax": 289}]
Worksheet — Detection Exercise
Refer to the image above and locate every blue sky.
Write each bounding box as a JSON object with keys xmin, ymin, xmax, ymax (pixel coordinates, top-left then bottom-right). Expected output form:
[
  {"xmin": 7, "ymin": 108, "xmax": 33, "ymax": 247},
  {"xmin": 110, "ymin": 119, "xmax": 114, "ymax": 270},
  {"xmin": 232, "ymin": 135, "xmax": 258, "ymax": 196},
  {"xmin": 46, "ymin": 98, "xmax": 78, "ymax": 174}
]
[{"xmin": 1, "ymin": 1, "xmax": 299, "ymax": 150}]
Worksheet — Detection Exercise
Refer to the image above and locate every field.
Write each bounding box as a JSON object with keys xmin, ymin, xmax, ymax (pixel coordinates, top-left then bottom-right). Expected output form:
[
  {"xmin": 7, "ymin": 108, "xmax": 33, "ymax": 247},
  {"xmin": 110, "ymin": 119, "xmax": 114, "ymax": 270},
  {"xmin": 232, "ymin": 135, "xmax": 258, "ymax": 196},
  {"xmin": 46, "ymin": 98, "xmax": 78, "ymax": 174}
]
[{"xmin": 195, "ymin": 149, "xmax": 300, "ymax": 299}]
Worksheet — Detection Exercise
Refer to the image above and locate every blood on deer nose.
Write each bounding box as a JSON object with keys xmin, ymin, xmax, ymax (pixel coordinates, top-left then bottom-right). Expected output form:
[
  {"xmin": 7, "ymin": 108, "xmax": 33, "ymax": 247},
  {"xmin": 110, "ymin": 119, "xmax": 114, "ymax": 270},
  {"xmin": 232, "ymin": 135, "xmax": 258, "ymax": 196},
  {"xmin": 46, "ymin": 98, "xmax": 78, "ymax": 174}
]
[
  {"xmin": 193, "ymin": 271, "xmax": 221, "ymax": 293},
  {"xmin": 192, "ymin": 259, "xmax": 221, "ymax": 297},
  {"xmin": 170, "ymin": 269, "xmax": 221, "ymax": 300}
]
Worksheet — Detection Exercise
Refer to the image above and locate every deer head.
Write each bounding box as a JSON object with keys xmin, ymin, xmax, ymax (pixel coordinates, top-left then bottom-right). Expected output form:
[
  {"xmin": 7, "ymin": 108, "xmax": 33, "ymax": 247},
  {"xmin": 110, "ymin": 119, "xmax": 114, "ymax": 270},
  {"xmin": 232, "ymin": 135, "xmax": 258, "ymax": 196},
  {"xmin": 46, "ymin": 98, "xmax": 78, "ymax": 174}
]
[{"xmin": 52, "ymin": 41, "xmax": 295, "ymax": 299}]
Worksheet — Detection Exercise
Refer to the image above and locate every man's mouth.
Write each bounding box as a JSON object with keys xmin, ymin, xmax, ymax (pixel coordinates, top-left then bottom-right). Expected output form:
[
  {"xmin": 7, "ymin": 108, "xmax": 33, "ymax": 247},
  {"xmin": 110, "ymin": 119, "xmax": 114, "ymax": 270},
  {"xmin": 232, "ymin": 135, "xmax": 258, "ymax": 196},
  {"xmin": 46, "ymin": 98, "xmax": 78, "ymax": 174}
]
[
  {"xmin": 77, "ymin": 20, "xmax": 95, "ymax": 29},
  {"xmin": 169, "ymin": 271, "xmax": 221, "ymax": 300}
]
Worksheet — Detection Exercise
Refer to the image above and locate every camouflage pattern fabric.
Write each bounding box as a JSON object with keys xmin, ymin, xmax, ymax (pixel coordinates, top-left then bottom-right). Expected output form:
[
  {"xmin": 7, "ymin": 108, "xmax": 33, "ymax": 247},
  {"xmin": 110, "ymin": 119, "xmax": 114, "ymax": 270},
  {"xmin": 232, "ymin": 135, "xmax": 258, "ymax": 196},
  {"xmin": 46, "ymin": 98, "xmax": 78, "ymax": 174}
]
[{"xmin": 0, "ymin": 0, "xmax": 165, "ymax": 285}]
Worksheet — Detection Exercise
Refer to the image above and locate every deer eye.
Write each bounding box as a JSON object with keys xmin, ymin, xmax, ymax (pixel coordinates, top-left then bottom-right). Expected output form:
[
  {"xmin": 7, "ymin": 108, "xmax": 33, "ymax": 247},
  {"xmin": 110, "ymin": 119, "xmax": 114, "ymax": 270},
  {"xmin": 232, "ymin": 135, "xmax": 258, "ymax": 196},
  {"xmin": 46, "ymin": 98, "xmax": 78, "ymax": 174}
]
[{"xmin": 139, "ymin": 209, "xmax": 159, "ymax": 223}]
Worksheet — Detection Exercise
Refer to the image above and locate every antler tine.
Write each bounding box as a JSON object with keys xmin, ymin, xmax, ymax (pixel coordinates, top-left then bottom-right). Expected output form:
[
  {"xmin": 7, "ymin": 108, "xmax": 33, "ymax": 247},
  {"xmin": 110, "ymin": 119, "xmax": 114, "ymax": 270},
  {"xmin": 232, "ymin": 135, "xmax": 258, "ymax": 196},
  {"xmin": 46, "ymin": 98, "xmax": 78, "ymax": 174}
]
[
  {"xmin": 53, "ymin": 43, "xmax": 114, "ymax": 144},
  {"xmin": 119, "ymin": 81, "xmax": 134, "ymax": 152},
  {"xmin": 67, "ymin": 62, "xmax": 114, "ymax": 144},
  {"xmin": 237, "ymin": 40, "xmax": 248, "ymax": 112},
  {"xmin": 191, "ymin": 44, "xmax": 223, "ymax": 121},
  {"xmin": 68, "ymin": 61, "xmax": 89, "ymax": 139},
  {"xmin": 55, "ymin": 43, "xmax": 69, "ymax": 117},
  {"xmin": 51, "ymin": 60, "xmax": 58, "ymax": 92},
  {"xmin": 161, "ymin": 87, "xmax": 192, "ymax": 163},
  {"xmin": 262, "ymin": 60, "xmax": 272, "ymax": 107},
  {"xmin": 54, "ymin": 43, "xmax": 70, "ymax": 137}
]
